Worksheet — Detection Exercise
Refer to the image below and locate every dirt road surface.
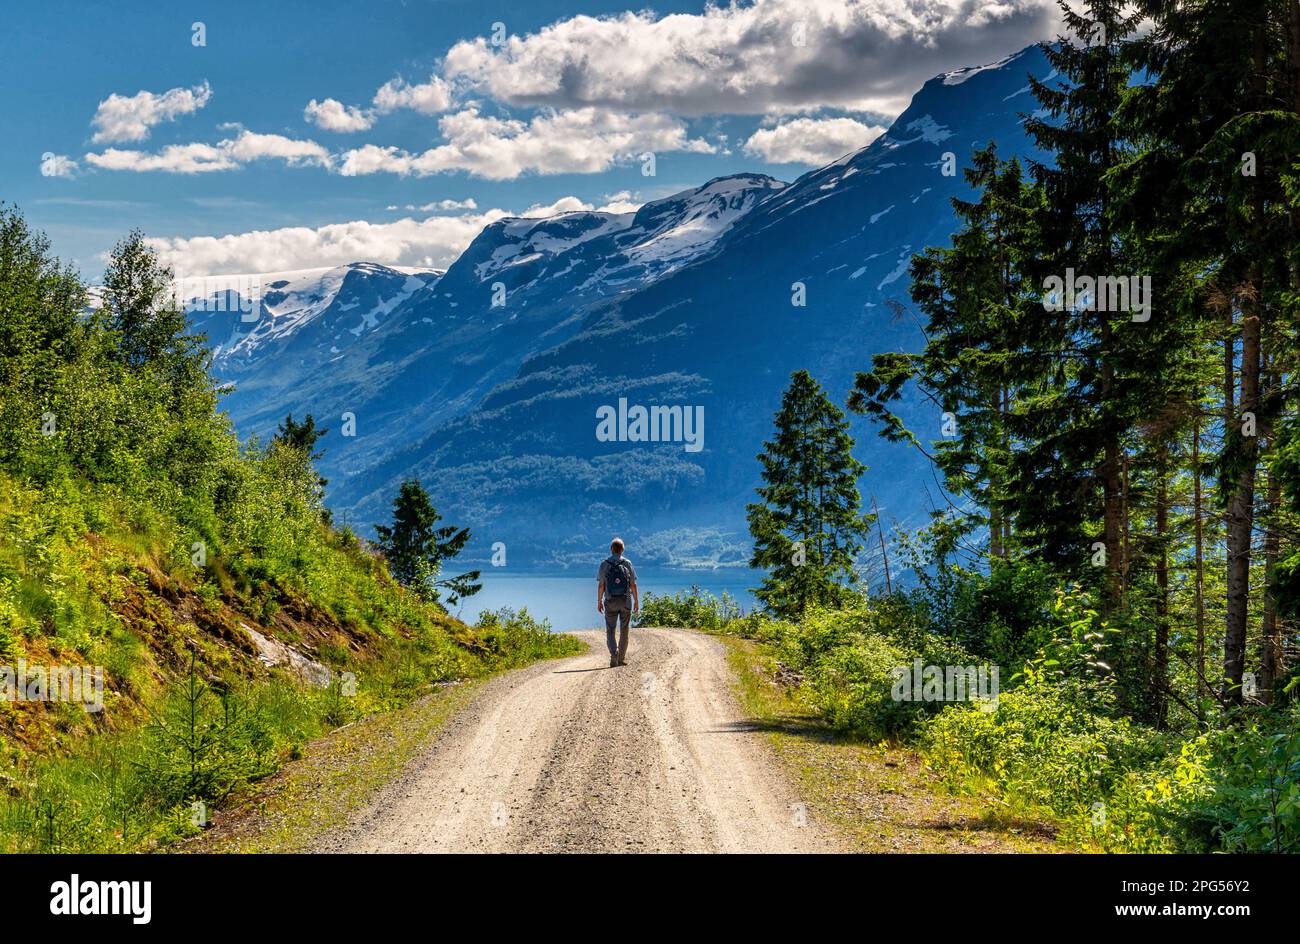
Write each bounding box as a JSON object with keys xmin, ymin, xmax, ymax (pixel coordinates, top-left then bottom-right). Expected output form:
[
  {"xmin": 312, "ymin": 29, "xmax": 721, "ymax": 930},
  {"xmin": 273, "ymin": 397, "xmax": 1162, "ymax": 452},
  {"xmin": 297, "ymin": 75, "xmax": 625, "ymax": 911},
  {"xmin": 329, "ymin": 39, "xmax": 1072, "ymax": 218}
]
[{"xmin": 317, "ymin": 627, "xmax": 840, "ymax": 853}]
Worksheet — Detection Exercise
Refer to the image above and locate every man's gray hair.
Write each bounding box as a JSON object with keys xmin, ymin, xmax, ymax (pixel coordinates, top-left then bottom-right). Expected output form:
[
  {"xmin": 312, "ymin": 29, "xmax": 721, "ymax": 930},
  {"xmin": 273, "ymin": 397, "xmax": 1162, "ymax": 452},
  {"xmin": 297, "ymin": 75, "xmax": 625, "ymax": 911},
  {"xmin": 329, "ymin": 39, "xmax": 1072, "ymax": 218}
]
[{"xmin": 610, "ymin": 537, "xmax": 625, "ymax": 553}]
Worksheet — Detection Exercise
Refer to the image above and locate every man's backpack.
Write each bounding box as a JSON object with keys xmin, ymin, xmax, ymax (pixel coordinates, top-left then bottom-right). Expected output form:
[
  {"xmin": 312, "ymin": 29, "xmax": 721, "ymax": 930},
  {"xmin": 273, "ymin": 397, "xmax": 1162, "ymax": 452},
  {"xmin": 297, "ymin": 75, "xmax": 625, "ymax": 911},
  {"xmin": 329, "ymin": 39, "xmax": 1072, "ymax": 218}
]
[{"xmin": 605, "ymin": 557, "xmax": 632, "ymax": 597}]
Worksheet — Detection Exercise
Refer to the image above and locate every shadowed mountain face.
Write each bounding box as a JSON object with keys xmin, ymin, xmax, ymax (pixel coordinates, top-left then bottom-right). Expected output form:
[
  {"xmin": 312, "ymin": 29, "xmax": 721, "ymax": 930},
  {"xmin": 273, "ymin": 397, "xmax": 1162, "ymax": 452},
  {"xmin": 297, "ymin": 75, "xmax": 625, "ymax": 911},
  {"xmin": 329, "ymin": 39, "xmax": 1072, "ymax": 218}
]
[{"xmin": 204, "ymin": 45, "xmax": 1052, "ymax": 569}]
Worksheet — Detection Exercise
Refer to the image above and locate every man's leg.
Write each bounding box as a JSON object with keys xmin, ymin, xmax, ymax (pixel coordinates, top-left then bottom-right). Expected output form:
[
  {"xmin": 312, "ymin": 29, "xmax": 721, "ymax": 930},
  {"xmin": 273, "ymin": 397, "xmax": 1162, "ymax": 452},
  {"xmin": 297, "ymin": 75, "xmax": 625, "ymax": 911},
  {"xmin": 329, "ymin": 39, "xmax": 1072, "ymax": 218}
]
[
  {"xmin": 604, "ymin": 603, "xmax": 619, "ymax": 665},
  {"xmin": 617, "ymin": 604, "xmax": 631, "ymax": 664}
]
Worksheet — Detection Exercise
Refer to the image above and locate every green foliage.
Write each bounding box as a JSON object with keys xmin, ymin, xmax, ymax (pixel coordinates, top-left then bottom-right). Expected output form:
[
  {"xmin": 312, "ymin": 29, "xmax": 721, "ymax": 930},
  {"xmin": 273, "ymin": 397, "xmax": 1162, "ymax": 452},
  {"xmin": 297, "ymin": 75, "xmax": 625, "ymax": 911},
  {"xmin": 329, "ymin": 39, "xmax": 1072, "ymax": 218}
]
[
  {"xmin": 747, "ymin": 370, "xmax": 873, "ymax": 618},
  {"xmin": 471, "ymin": 607, "xmax": 584, "ymax": 668},
  {"xmin": 637, "ymin": 585, "xmax": 745, "ymax": 632},
  {"xmin": 374, "ymin": 479, "xmax": 481, "ymax": 605},
  {"xmin": 135, "ymin": 654, "xmax": 278, "ymax": 808},
  {"xmin": 1188, "ymin": 719, "xmax": 1300, "ymax": 853},
  {"xmin": 0, "ymin": 208, "xmax": 587, "ymax": 852}
]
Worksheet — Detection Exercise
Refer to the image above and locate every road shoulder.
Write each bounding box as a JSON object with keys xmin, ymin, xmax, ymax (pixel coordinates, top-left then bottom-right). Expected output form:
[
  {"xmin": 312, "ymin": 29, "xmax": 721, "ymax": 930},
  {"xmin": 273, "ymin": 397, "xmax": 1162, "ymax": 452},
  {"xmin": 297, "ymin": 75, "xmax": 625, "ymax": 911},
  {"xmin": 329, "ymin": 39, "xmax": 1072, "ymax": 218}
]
[
  {"xmin": 180, "ymin": 645, "xmax": 587, "ymax": 854},
  {"xmin": 720, "ymin": 636, "xmax": 1067, "ymax": 853}
]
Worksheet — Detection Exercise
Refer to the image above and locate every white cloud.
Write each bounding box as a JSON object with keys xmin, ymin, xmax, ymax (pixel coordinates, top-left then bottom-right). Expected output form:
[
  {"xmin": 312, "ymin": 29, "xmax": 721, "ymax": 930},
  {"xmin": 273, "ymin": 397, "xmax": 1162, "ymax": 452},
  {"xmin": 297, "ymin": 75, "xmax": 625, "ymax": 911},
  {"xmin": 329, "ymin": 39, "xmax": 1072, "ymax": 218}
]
[
  {"xmin": 743, "ymin": 116, "xmax": 886, "ymax": 164},
  {"xmin": 90, "ymin": 82, "xmax": 212, "ymax": 144},
  {"xmin": 304, "ymin": 98, "xmax": 376, "ymax": 132},
  {"xmin": 145, "ymin": 190, "xmax": 648, "ymax": 274},
  {"xmin": 85, "ymin": 143, "xmax": 234, "ymax": 174},
  {"xmin": 147, "ymin": 190, "xmax": 605, "ymax": 275},
  {"xmin": 596, "ymin": 191, "xmax": 642, "ymax": 213},
  {"xmin": 338, "ymin": 107, "xmax": 713, "ymax": 181},
  {"xmin": 40, "ymin": 153, "xmax": 80, "ymax": 178},
  {"xmin": 303, "ymin": 75, "xmax": 453, "ymax": 133},
  {"xmin": 372, "ymin": 75, "xmax": 453, "ymax": 115},
  {"xmin": 84, "ymin": 129, "xmax": 331, "ymax": 174},
  {"xmin": 406, "ymin": 198, "xmax": 479, "ymax": 212},
  {"xmin": 443, "ymin": 0, "xmax": 1058, "ymax": 118},
  {"xmin": 520, "ymin": 196, "xmax": 597, "ymax": 217},
  {"xmin": 146, "ymin": 212, "xmax": 510, "ymax": 274}
]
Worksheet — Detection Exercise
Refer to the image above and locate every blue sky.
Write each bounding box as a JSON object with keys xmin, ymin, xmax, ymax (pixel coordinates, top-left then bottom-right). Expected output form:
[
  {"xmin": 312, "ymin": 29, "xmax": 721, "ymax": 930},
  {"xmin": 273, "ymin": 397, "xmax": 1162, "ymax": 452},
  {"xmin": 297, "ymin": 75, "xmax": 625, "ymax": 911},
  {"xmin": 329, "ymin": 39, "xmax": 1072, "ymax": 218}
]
[{"xmin": 2, "ymin": 0, "xmax": 1059, "ymax": 278}]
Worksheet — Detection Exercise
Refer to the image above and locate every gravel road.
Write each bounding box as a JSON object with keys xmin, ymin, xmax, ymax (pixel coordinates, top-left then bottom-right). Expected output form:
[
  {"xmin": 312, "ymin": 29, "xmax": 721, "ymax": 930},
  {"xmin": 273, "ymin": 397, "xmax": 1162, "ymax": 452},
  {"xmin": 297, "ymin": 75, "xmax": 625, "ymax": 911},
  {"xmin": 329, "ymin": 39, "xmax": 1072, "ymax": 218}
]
[{"xmin": 316, "ymin": 627, "xmax": 839, "ymax": 853}]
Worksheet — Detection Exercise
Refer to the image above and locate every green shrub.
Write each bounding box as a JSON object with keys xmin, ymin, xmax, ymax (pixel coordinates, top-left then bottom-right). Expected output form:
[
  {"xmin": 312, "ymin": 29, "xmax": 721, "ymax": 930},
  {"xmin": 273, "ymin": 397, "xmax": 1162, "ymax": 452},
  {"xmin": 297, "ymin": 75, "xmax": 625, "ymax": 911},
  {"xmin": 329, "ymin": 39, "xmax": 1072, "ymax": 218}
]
[
  {"xmin": 636, "ymin": 586, "xmax": 745, "ymax": 631},
  {"xmin": 473, "ymin": 607, "xmax": 583, "ymax": 668},
  {"xmin": 803, "ymin": 633, "xmax": 925, "ymax": 737},
  {"xmin": 1182, "ymin": 718, "xmax": 1300, "ymax": 853},
  {"xmin": 0, "ymin": 579, "xmax": 24, "ymax": 660}
]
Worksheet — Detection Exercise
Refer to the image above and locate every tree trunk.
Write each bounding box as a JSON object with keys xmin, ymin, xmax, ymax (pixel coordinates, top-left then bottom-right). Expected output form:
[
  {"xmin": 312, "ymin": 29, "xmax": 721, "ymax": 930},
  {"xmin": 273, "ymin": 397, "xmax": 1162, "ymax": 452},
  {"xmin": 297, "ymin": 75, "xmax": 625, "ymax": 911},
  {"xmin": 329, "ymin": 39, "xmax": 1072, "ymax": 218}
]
[
  {"xmin": 1193, "ymin": 417, "xmax": 1207, "ymax": 723},
  {"xmin": 1259, "ymin": 360, "xmax": 1282, "ymax": 703},
  {"xmin": 1224, "ymin": 276, "xmax": 1261, "ymax": 707},
  {"xmin": 1154, "ymin": 455, "xmax": 1170, "ymax": 727},
  {"xmin": 1100, "ymin": 315, "xmax": 1123, "ymax": 614}
]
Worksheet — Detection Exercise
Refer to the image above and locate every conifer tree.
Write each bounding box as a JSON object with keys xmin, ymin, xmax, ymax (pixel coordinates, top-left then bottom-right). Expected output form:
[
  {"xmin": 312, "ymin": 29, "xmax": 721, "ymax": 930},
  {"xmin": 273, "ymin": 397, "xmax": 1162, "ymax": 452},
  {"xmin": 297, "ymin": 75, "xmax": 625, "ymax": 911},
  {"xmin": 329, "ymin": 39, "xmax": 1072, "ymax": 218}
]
[
  {"xmin": 851, "ymin": 145, "xmax": 1042, "ymax": 563},
  {"xmin": 748, "ymin": 370, "xmax": 873, "ymax": 618},
  {"xmin": 374, "ymin": 479, "xmax": 480, "ymax": 606},
  {"xmin": 1018, "ymin": 0, "xmax": 1143, "ymax": 611}
]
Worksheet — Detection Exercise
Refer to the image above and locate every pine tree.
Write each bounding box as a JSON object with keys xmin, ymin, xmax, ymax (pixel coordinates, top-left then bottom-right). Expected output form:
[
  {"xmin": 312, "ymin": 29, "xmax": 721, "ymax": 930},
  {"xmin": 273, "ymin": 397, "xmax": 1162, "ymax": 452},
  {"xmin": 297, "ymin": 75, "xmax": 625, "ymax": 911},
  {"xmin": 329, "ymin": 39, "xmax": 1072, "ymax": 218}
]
[
  {"xmin": 748, "ymin": 370, "xmax": 873, "ymax": 618},
  {"xmin": 374, "ymin": 479, "xmax": 481, "ymax": 606},
  {"xmin": 851, "ymin": 144, "xmax": 1042, "ymax": 564},
  {"xmin": 1018, "ymin": 0, "xmax": 1143, "ymax": 611},
  {"xmin": 273, "ymin": 413, "xmax": 329, "ymax": 496}
]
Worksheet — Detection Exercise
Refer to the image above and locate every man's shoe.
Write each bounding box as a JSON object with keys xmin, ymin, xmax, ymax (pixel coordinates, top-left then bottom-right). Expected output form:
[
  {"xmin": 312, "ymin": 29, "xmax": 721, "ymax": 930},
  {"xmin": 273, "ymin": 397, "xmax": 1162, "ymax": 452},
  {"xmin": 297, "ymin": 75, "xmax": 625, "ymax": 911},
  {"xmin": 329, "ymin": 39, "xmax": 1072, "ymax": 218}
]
[
  {"xmin": 610, "ymin": 656, "xmax": 618, "ymax": 667},
  {"xmin": 618, "ymin": 658, "xmax": 627, "ymax": 666}
]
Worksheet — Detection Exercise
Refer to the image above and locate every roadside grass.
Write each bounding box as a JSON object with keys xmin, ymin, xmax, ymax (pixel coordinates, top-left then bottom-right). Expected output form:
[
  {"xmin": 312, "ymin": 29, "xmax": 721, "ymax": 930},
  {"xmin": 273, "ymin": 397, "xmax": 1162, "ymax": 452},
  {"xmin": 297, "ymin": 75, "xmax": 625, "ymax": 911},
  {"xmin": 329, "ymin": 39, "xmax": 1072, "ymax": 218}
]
[
  {"xmin": 721, "ymin": 635, "xmax": 1070, "ymax": 853},
  {"xmin": 179, "ymin": 680, "xmax": 485, "ymax": 853},
  {"xmin": 183, "ymin": 636, "xmax": 588, "ymax": 854},
  {"xmin": 0, "ymin": 606, "xmax": 583, "ymax": 853}
]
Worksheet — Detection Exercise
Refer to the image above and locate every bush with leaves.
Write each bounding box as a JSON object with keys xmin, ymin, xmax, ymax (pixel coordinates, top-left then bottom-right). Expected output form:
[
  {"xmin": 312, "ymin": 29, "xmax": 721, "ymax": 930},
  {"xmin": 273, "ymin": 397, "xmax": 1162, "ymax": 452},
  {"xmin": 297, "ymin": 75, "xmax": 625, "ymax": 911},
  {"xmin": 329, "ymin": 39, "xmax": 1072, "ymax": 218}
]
[{"xmin": 636, "ymin": 586, "xmax": 745, "ymax": 632}]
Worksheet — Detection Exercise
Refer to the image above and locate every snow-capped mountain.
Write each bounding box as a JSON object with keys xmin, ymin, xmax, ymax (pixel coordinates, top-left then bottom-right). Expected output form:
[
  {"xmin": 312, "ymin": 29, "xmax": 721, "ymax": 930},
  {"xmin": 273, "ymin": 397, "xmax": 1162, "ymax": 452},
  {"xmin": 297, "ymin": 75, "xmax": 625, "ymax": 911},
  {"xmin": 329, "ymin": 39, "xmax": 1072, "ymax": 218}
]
[
  {"xmin": 203, "ymin": 174, "xmax": 784, "ymax": 482},
  {"xmin": 204, "ymin": 44, "xmax": 1054, "ymax": 568},
  {"xmin": 185, "ymin": 263, "xmax": 441, "ymax": 369}
]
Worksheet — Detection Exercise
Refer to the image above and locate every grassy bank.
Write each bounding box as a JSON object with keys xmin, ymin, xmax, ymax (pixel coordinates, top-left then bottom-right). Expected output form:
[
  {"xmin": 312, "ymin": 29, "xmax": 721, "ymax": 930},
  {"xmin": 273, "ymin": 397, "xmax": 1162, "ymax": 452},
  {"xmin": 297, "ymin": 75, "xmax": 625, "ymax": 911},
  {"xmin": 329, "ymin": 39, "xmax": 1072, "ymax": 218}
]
[
  {"xmin": 721, "ymin": 635, "xmax": 1062, "ymax": 852},
  {"xmin": 0, "ymin": 603, "xmax": 580, "ymax": 853},
  {"xmin": 642, "ymin": 586, "xmax": 1300, "ymax": 853}
]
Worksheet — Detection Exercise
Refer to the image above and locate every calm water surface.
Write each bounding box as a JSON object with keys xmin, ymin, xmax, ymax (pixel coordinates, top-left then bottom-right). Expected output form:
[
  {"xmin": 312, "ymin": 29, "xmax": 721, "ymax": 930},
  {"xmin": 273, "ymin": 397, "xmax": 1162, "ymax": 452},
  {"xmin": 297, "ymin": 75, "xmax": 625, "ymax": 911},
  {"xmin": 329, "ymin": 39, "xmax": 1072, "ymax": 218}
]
[{"xmin": 455, "ymin": 568, "xmax": 761, "ymax": 632}]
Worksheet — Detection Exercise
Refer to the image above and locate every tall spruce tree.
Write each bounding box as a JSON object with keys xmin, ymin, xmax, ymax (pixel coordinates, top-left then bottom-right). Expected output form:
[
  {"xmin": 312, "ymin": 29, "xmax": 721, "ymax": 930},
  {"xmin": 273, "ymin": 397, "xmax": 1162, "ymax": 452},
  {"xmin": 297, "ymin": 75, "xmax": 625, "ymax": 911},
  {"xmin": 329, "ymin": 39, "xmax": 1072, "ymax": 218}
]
[
  {"xmin": 374, "ymin": 479, "xmax": 481, "ymax": 606},
  {"xmin": 1019, "ymin": 0, "xmax": 1143, "ymax": 612},
  {"xmin": 1121, "ymin": 0, "xmax": 1300, "ymax": 704},
  {"xmin": 748, "ymin": 370, "xmax": 873, "ymax": 618},
  {"xmin": 851, "ymin": 145, "xmax": 1042, "ymax": 564}
]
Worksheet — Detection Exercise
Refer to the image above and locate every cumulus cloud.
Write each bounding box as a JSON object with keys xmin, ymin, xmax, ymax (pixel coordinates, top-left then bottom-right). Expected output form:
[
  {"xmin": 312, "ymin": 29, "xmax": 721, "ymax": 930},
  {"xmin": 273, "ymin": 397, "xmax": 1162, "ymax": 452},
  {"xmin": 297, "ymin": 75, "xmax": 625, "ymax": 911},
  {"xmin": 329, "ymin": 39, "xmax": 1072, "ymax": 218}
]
[
  {"xmin": 90, "ymin": 82, "xmax": 212, "ymax": 143},
  {"xmin": 743, "ymin": 116, "xmax": 886, "ymax": 164},
  {"xmin": 304, "ymin": 75, "xmax": 453, "ymax": 133},
  {"xmin": 84, "ymin": 128, "xmax": 331, "ymax": 174},
  {"xmin": 145, "ymin": 190, "xmax": 649, "ymax": 275},
  {"xmin": 520, "ymin": 193, "xmax": 644, "ymax": 216},
  {"xmin": 39, "ymin": 153, "xmax": 80, "ymax": 178},
  {"xmin": 404, "ymin": 198, "xmax": 479, "ymax": 212},
  {"xmin": 595, "ymin": 190, "xmax": 642, "ymax": 213},
  {"xmin": 146, "ymin": 211, "xmax": 511, "ymax": 274},
  {"xmin": 520, "ymin": 196, "xmax": 598, "ymax": 217},
  {"xmin": 372, "ymin": 75, "xmax": 453, "ymax": 115},
  {"xmin": 338, "ymin": 107, "xmax": 714, "ymax": 180},
  {"xmin": 304, "ymin": 98, "xmax": 376, "ymax": 132},
  {"xmin": 443, "ymin": 0, "xmax": 1058, "ymax": 118}
]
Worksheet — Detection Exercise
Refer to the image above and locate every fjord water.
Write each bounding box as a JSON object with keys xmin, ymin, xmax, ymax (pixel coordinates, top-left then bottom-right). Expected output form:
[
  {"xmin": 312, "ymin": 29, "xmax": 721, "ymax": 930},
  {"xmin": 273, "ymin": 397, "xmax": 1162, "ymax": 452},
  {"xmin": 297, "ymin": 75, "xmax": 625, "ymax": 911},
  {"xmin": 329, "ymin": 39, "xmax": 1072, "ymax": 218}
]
[{"xmin": 458, "ymin": 568, "xmax": 761, "ymax": 632}]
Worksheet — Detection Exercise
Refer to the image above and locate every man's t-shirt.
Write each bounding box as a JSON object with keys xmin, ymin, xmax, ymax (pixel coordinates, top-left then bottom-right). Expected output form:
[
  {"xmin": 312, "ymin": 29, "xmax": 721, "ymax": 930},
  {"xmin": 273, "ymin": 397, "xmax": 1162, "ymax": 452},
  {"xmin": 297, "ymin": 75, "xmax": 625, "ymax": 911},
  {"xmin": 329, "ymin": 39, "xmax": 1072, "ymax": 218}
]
[{"xmin": 598, "ymin": 555, "xmax": 638, "ymax": 603}]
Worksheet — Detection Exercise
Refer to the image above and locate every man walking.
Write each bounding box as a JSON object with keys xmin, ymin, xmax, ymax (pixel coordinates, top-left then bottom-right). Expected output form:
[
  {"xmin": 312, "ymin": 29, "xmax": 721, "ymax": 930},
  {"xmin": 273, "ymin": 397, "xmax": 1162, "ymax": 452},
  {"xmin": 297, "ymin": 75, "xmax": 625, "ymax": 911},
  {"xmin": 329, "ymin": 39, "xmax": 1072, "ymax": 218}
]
[{"xmin": 597, "ymin": 537, "xmax": 638, "ymax": 667}]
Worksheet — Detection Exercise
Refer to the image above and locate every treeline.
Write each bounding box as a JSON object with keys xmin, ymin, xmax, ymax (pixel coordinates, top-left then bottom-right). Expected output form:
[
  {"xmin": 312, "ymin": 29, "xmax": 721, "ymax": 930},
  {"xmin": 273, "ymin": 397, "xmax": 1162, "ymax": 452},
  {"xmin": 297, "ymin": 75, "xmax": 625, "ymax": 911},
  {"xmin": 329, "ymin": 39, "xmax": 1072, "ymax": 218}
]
[{"xmin": 852, "ymin": 0, "xmax": 1300, "ymax": 723}]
